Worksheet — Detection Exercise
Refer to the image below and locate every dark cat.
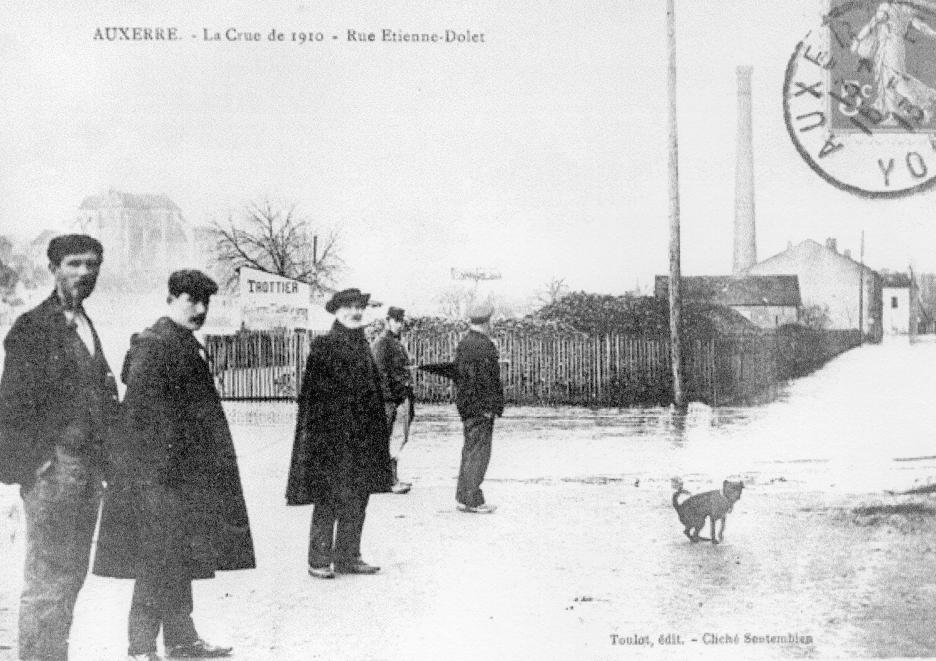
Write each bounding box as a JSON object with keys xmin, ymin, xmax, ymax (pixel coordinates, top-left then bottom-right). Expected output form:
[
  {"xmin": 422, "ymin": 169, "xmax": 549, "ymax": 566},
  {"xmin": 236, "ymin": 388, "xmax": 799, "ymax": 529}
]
[{"xmin": 671, "ymin": 478, "xmax": 744, "ymax": 544}]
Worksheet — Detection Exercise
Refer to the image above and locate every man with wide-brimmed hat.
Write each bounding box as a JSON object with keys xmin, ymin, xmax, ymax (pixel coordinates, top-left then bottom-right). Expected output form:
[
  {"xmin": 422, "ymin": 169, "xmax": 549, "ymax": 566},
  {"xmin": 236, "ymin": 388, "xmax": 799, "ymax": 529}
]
[
  {"xmin": 452, "ymin": 302, "xmax": 504, "ymax": 514},
  {"xmin": 94, "ymin": 270, "xmax": 255, "ymax": 660},
  {"xmin": 371, "ymin": 306, "xmax": 415, "ymax": 494},
  {"xmin": 287, "ymin": 287, "xmax": 393, "ymax": 578},
  {"xmin": 0, "ymin": 234, "xmax": 119, "ymax": 660}
]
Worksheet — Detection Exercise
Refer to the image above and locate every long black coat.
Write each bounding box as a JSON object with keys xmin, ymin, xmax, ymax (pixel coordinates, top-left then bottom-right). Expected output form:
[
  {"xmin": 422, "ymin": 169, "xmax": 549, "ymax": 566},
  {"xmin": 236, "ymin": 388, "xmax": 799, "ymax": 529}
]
[
  {"xmin": 93, "ymin": 317, "xmax": 255, "ymax": 580},
  {"xmin": 286, "ymin": 321, "xmax": 392, "ymax": 505},
  {"xmin": 0, "ymin": 292, "xmax": 119, "ymax": 486}
]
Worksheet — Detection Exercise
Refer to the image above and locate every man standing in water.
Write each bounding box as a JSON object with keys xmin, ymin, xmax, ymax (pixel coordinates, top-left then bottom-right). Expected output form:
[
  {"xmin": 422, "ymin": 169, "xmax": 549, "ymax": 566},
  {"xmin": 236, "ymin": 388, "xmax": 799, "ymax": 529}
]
[
  {"xmin": 453, "ymin": 302, "xmax": 504, "ymax": 514},
  {"xmin": 287, "ymin": 288, "xmax": 393, "ymax": 578}
]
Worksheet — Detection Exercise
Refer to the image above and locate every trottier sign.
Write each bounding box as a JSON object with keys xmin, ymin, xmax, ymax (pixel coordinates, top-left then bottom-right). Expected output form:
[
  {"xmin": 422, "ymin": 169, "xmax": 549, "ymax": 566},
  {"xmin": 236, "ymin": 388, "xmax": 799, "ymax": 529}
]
[{"xmin": 239, "ymin": 266, "xmax": 311, "ymax": 330}]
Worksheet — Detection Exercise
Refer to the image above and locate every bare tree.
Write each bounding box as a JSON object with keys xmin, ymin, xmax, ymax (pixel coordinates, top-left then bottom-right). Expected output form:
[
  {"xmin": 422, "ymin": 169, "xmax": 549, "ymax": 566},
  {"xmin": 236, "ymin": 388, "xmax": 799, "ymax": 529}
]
[
  {"xmin": 208, "ymin": 199, "xmax": 342, "ymax": 293},
  {"xmin": 535, "ymin": 277, "xmax": 569, "ymax": 307},
  {"xmin": 435, "ymin": 285, "xmax": 476, "ymax": 319}
]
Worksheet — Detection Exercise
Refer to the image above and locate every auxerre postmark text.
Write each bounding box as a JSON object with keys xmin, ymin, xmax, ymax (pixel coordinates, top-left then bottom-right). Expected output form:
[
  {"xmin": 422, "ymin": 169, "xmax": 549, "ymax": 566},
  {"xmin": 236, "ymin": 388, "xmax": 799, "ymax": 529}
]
[{"xmin": 784, "ymin": 0, "xmax": 936, "ymax": 198}]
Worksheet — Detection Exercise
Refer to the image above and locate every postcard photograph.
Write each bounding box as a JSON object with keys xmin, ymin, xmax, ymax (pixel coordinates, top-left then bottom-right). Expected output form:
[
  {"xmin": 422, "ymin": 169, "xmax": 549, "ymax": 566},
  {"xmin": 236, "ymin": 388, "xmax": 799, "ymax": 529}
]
[{"xmin": 2, "ymin": 1, "xmax": 936, "ymax": 660}]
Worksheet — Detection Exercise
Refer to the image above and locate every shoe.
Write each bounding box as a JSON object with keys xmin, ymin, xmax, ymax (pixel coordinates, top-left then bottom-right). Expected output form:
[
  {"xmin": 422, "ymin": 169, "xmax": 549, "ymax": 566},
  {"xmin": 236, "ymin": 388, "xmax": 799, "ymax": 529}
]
[
  {"xmin": 308, "ymin": 565, "xmax": 336, "ymax": 579},
  {"xmin": 391, "ymin": 481, "xmax": 412, "ymax": 494},
  {"xmin": 456, "ymin": 503, "xmax": 497, "ymax": 514},
  {"xmin": 335, "ymin": 560, "xmax": 381, "ymax": 574},
  {"xmin": 128, "ymin": 655, "xmax": 162, "ymax": 661},
  {"xmin": 166, "ymin": 639, "xmax": 233, "ymax": 658}
]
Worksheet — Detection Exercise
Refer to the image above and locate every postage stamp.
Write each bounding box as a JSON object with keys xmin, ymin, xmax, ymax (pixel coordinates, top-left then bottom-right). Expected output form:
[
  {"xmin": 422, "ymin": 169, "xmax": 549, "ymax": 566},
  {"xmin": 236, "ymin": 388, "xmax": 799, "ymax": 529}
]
[{"xmin": 784, "ymin": 0, "xmax": 936, "ymax": 197}]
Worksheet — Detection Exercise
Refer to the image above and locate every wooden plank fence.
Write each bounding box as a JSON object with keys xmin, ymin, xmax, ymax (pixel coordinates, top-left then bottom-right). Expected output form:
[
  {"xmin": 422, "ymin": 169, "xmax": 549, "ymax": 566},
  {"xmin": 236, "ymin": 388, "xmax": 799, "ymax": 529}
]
[{"xmin": 204, "ymin": 328, "xmax": 861, "ymax": 406}]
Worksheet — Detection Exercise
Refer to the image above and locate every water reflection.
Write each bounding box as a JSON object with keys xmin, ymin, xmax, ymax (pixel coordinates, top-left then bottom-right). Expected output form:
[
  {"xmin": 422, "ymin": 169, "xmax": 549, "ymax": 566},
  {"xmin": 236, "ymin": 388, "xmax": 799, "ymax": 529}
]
[{"xmin": 221, "ymin": 338, "xmax": 936, "ymax": 493}]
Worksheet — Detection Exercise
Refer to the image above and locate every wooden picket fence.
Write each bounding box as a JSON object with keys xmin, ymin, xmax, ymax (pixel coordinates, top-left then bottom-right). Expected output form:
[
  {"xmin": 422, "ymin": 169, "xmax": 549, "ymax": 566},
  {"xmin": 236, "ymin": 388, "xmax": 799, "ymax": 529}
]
[{"xmin": 204, "ymin": 327, "xmax": 861, "ymax": 406}]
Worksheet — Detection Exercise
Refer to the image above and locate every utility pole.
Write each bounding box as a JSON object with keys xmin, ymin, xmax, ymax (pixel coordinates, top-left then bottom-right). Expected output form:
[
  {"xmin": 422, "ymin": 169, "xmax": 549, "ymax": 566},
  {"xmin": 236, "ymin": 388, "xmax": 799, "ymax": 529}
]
[
  {"xmin": 858, "ymin": 230, "xmax": 864, "ymax": 345},
  {"xmin": 666, "ymin": 0, "xmax": 685, "ymax": 408}
]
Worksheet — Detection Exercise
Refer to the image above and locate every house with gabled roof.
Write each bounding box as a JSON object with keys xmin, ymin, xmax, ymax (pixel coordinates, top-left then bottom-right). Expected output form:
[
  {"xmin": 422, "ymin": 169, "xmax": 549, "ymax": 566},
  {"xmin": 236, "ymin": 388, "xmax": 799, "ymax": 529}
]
[
  {"xmin": 744, "ymin": 238, "xmax": 882, "ymax": 342},
  {"xmin": 654, "ymin": 274, "xmax": 801, "ymax": 329}
]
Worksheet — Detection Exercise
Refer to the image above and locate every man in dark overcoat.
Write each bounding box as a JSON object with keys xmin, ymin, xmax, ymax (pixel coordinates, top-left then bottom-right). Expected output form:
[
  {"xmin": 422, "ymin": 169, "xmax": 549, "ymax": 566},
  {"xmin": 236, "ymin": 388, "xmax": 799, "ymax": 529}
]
[
  {"xmin": 371, "ymin": 306, "xmax": 414, "ymax": 494},
  {"xmin": 94, "ymin": 270, "xmax": 255, "ymax": 660},
  {"xmin": 286, "ymin": 287, "xmax": 392, "ymax": 579},
  {"xmin": 0, "ymin": 234, "xmax": 119, "ymax": 661},
  {"xmin": 453, "ymin": 302, "xmax": 504, "ymax": 514}
]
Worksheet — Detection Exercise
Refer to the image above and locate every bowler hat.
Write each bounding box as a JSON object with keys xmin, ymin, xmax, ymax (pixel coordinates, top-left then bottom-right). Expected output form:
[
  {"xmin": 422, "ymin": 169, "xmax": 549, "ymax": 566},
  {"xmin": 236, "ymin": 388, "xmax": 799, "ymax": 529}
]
[
  {"xmin": 387, "ymin": 306, "xmax": 405, "ymax": 322},
  {"xmin": 326, "ymin": 288, "xmax": 371, "ymax": 314},
  {"xmin": 47, "ymin": 234, "xmax": 103, "ymax": 266},
  {"xmin": 466, "ymin": 302, "xmax": 494, "ymax": 323}
]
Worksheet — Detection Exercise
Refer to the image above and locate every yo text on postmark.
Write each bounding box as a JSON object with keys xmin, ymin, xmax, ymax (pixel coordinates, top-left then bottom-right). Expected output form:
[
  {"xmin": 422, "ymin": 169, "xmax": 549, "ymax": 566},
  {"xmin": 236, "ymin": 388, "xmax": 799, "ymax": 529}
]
[{"xmin": 784, "ymin": 0, "xmax": 936, "ymax": 197}]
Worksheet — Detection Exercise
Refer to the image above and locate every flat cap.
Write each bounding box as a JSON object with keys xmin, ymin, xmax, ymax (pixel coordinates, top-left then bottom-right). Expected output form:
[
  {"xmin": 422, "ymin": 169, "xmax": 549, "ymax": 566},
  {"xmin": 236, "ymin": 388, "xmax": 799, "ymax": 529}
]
[
  {"xmin": 168, "ymin": 269, "xmax": 218, "ymax": 301},
  {"xmin": 325, "ymin": 288, "xmax": 371, "ymax": 314},
  {"xmin": 466, "ymin": 302, "xmax": 494, "ymax": 323},
  {"xmin": 387, "ymin": 306, "xmax": 405, "ymax": 322},
  {"xmin": 47, "ymin": 234, "xmax": 103, "ymax": 265}
]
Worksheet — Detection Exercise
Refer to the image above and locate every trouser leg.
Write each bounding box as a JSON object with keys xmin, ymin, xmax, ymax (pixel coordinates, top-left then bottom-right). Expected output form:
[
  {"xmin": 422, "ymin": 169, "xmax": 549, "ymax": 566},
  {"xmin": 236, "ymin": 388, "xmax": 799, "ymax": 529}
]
[
  {"xmin": 129, "ymin": 572, "xmax": 198, "ymax": 654},
  {"xmin": 455, "ymin": 415, "xmax": 494, "ymax": 508},
  {"xmin": 161, "ymin": 579, "xmax": 197, "ymax": 648},
  {"xmin": 308, "ymin": 501, "xmax": 337, "ymax": 568},
  {"xmin": 334, "ymin": 492, "xmax": 369, "ymax": 565},
  {"xmin": 18, "ymin": 450, "xmax": 101, "ymax": 661}
]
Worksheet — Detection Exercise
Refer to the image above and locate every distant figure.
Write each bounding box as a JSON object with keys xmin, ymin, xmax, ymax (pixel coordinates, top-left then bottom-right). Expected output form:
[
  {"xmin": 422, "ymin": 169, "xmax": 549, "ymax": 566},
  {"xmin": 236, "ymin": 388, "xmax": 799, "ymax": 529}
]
[
  {"xmin": 0, "ymin": 234, "xmax": 118, "ymax": 661},
  {"xmin": 851, "ymin": 2, "xmax": 936, "ymax": 124},
  {"xmin": 453, "ymin": 303, "xmax": 504, "ymax": 514},
  {"xmin": 94, "ymin": 270, "xmax": 255, "ymax": 660},
  {"xmin": 286, "ymin": 288, "xmax": 393, "ymax": 579},
  {"xmin": 372, "ymin": 306, "xmax": 415, "ymax": 494}
]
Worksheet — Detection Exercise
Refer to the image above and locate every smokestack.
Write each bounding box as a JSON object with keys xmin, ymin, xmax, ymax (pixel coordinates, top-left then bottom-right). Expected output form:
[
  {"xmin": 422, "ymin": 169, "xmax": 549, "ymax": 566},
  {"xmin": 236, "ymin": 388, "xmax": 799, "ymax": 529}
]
[{"xmin": 733, "ymin": 66, "xmax": 756, "ymax": 275}]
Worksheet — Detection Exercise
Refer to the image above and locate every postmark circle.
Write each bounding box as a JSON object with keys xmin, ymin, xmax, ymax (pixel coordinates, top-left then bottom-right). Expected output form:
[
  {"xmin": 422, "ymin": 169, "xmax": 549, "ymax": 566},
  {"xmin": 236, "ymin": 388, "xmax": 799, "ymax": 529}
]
[{"xmin": 783, "ymin": 0, "xmax": 936, "ymax": 198}]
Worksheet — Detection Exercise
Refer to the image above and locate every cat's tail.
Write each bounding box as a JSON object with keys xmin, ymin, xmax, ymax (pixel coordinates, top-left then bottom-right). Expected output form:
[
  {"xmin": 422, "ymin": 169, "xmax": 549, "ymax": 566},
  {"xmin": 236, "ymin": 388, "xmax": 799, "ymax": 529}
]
[{"xmin": 671, "ymin": 476, "xmax": 689, "ymax": 509}]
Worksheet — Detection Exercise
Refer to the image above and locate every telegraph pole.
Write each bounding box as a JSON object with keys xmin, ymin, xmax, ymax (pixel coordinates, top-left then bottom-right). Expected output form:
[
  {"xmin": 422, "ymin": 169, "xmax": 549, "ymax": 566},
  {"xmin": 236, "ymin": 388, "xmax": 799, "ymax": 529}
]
[
  {"xmin": 666, "ymin": 0, "xmax": 685, "ymax": 408},
  {"xmin": 858, "ymin": 230, "xmax": 864, "ymax": 345}
]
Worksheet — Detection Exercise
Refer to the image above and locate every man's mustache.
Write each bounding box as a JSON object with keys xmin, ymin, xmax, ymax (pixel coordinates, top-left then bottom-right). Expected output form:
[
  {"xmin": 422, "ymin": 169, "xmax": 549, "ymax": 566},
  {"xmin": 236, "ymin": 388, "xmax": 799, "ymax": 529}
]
[{"xmin": 191, "ymin": 314, "xmax": 207, "ymax": 324}]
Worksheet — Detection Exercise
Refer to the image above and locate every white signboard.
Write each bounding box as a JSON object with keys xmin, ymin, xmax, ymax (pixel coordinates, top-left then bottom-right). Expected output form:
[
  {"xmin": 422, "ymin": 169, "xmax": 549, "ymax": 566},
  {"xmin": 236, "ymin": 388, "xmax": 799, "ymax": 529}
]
[{"xmin": 239, "ymin": 267, "xmax": 311, "ymax": 330}]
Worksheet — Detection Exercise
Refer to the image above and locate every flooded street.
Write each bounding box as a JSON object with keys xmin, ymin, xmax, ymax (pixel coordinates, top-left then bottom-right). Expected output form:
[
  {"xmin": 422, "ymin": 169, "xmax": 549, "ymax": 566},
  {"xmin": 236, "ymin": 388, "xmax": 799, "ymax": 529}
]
[{"xmin": 2, "ymin": 336, "xmax": 936, "ymax": 659}]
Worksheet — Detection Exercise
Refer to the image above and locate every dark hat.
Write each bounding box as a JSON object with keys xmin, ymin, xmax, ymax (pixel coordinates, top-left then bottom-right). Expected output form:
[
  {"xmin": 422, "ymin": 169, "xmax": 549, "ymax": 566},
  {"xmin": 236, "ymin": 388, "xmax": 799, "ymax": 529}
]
[
  {"xmin": 325, "ymin": 288, "xmax": 371, "ymax": 314},
  {"xmin": 168, "ymin": 269, "xmax": 218, "ymax": 302},
  {"xmin": 46, "ymin": 234, "xmax": 103, "ymax": 266},
  {"xmin": 387, "ymin": 306, "xmax": 405, "ymax": 322},
  {"xmin": 467, "ymin": 302, "xmax": 494, "ymax": 323}
]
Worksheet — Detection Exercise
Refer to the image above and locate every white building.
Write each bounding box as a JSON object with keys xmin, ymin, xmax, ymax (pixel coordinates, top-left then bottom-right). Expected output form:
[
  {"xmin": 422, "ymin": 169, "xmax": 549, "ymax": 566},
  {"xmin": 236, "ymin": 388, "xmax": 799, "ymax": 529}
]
[{"xmin": 881, "ymin": 272, "xmax": 917, "ymax": 335}]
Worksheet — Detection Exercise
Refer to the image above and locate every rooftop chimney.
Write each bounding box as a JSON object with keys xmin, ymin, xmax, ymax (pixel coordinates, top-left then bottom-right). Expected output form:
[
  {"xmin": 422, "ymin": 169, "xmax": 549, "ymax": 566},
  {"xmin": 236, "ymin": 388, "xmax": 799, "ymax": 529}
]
[
  {"xmin": 733, "ymin": 66, "xmax": 757, "ymax": 275},
  {"xmin": 825, "ymin": 237, "xmax": 837, "ymax": 253}
]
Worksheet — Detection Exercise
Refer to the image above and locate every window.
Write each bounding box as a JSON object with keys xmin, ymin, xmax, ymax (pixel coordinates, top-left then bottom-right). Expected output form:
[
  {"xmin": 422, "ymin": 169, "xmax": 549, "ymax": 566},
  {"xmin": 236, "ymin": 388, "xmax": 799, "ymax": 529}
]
[{"xmin": 891, "ymin": 296, "xmax": 899, "ymax": 309}]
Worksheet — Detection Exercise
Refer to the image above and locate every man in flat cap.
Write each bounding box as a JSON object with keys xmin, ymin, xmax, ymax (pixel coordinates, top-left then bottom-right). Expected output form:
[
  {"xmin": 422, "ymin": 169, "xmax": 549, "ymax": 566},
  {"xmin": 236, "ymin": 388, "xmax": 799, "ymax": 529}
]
[
  {"xmin": 0, "ymin": 234, "xmax": 118, "ymax": 660},
  {"xmin": 453, "ymin": 302, "xmax": 504, "ymax": 514},
  {"xmin": 287, "ymin": 288, "xmax": 393, "ymax": 578},
  {"xmin": 371, "ymin": 306, "xmax": 415, "ymax": 494},
  {"xmin": 94, "ymin": 270, "xmax": 255, "ymax": 660}
]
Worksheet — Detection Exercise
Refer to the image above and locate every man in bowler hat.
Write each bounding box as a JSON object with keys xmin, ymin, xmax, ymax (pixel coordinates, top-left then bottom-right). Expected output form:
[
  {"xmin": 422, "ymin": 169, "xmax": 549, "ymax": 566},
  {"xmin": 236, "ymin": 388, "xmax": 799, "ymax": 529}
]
[
  {"xmin": 94, "ymin": 270, "xmax": 255, "ymax": 660},
  {"xmin": 371, "ymin": 306, "xmax": 415, "ymax": 494},
  {"xmin": 453, "ymin": 302, "xmax": 504, "ymax": 514},
  {"xmin": 0, "ymin": 234, "xmax": 119, "ymax": 660},
  {"xmin": 286, "ymin": 288, "xmax": 393, "ymax": 578}
]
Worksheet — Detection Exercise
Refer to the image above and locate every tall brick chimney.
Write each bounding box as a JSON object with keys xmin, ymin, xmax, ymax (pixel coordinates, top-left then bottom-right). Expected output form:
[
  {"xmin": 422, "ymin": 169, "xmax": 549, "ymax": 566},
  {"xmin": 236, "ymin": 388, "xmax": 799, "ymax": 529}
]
[{"xmin": 733, "ymin": 66, "xmax": 756, "ymax": 275}]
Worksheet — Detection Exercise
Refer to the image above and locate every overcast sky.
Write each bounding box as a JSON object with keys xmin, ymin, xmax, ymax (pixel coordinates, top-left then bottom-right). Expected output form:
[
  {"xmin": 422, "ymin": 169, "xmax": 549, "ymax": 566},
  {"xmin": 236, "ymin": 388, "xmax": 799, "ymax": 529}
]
[{"xmin": 2, "ymin": 1, "xmax": 935, "ymax": 314}]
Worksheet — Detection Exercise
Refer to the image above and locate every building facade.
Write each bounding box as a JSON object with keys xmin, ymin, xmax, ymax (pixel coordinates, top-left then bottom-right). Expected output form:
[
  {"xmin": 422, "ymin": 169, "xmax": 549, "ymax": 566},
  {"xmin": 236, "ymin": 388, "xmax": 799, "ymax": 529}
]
[
  {"xmin": 76, "ymin": 189, "xmax": 194, "ymax": 287},
  {"xmin": 880, "ymin": 272, "xmax": 919, "ymax": 335},
  {"xmin": 745, "ymin": 238, "xmax": 882, "ymax": 342},
  {"xmin": 654, "ymin": 275, "xmax": 801, "ymax": 329}
]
